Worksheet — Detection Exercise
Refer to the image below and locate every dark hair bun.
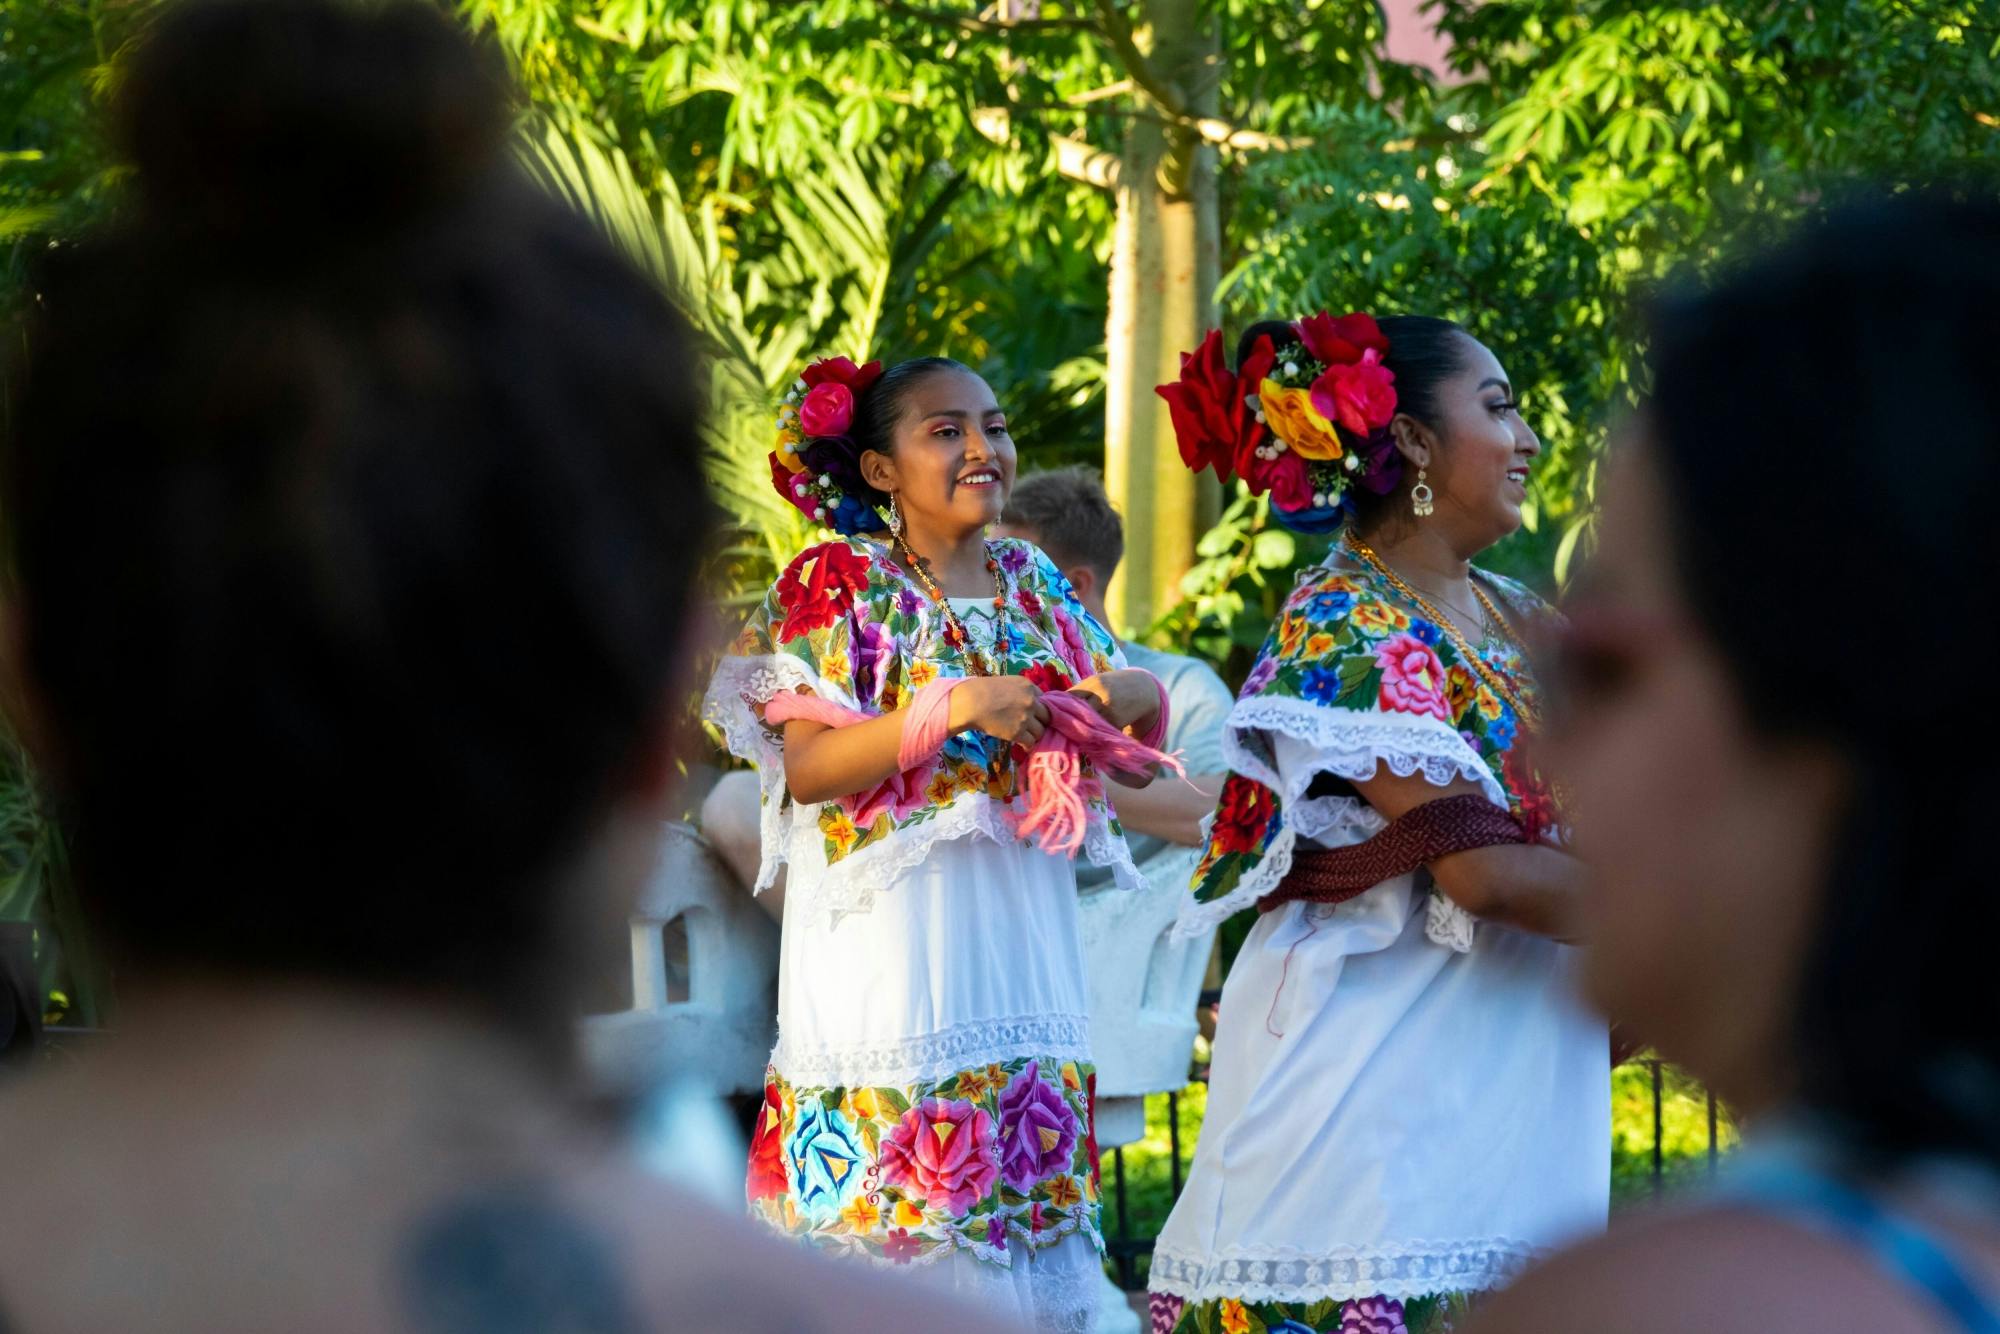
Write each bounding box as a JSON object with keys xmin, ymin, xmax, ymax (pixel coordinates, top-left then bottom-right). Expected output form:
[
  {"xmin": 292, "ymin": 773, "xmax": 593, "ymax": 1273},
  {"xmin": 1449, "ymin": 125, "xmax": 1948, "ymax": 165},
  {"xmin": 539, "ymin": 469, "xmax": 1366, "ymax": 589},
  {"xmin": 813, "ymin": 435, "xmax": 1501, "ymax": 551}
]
[{"xmin": 118, "ymin": 0, "xmax": 514, "ymax": 245}]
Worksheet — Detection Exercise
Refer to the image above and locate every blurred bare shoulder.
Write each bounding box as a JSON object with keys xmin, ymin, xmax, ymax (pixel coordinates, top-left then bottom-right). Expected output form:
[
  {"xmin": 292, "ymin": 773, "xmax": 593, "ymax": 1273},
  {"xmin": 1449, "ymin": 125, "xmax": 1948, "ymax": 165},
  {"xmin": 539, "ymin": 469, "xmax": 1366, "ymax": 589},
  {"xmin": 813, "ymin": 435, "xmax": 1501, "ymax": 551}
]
[{"xmin": 1466, "ymin": 1202, "xmax": 1956, "ymax": 1334}]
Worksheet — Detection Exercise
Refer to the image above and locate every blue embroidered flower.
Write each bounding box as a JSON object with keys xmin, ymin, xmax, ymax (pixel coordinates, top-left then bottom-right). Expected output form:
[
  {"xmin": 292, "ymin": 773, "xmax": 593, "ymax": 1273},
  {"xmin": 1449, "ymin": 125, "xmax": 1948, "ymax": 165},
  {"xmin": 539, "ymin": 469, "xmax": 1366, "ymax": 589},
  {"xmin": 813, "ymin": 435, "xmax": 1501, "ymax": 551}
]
[
  {"xmin": 1300, "ymin": 666, "xmax": 1343, "ymax": 705},
  {"xmin": 1408, "ymin": 618, "xmax": 1441, "ymax": 647},
  {"xmin": 1488, "ymin": 708, "xmax": 1518, "ymax": 753},
  {"xmin": 785, "ymin": 1101, "xmax": 866, "ymax": 1221},
  {"xmin": 1301, "ymin": 588, "xmax": 1356, "ymax": 623}
]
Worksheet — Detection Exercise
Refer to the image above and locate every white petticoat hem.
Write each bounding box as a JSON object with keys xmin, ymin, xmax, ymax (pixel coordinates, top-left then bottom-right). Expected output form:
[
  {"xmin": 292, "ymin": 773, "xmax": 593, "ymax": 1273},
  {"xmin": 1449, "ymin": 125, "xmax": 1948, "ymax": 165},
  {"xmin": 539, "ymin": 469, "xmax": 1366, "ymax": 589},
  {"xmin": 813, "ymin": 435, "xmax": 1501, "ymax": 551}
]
[{"xmin": 1147, "ymin": 1236, "xmax": 1546, "ymax": 1304}]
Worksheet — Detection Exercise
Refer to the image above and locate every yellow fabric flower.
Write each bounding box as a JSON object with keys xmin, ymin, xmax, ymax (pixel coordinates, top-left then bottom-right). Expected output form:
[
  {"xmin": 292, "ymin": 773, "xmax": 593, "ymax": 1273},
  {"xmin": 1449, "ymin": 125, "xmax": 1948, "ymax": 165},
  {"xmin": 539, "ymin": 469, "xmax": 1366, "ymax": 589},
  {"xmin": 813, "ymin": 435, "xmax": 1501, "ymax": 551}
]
[
  {"xmin": 839, "ymin": 1197, "xmax": 881, "ymax": 1233},
  {"xmin": 909, "ymin": 657, "xmax": 939, "ymax": 689},
  {"xmin": 1044, "ymin": 1176, "xmax": 1084, "ymax": 1209},
  {"xmin": 1476, "ymin": 684, "xmax": 1504, "ymax": 721},
  {"xmin": 1278, "ymin": 614, "xmax": 1309, "ymax": 656},
  {"xmin": 1059, "ymin": 1062, "xmax": 1083, "ymax": 1093},
  {"xmin": 1220, "ymin": 1298, "xmax": 1252, "ymax": 1334},
  {"xmin": 775, "ymin": 406, "xmax": 808, "ymax": 473},
  {"xmin": 819, "ymin": 649, "xmax": 851, "ymax": 687},
  {"xmin": 956, "ymin": 1068, "xmax": 993, "ymax": 1100},
  {"xmin": 984, "ymin": 1063, "xmax": 1008, "ymax": 1087},
  {"xmin": 924, "ymin": 770, "xmax": 960, "ymax": 807},
  {"xmin": 849, "ymin": 1087, "xmax": 882, "ymax": 1120},
  {"xmin": 1258, "ymin": 379, "xmax": 1344, "ymax": 460},
  {"xmin": 1304, "ymin": 632, "xmax": 1337, "ymax": 659},
  {"xmin": 892, "ymin": 1199, "xmax": 926, "ymax": 1230}
]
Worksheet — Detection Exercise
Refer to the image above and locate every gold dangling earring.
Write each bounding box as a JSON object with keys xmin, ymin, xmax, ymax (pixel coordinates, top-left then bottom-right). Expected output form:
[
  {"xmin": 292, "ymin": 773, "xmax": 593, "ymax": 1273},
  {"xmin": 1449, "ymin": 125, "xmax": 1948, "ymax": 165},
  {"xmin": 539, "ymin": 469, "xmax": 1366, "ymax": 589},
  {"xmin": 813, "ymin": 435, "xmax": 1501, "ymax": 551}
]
[
  {"xmin": 887, "ymin": 491, "xmax": 905, "ymax": 538},
  {"xmin": 1411, "ymin": 467, "xmax": 1435, "ymax": 518}
]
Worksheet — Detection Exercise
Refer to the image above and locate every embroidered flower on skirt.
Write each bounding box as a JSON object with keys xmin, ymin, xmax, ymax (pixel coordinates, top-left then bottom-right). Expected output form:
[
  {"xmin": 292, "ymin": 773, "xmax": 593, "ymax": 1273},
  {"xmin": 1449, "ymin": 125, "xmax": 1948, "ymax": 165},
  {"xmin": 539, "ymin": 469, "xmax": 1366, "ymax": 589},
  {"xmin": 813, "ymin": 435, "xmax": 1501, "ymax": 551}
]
[
  {"xmin": 749, "ymin": 1055, "xmax": 1102, "ymax": 1267},
  {"xmin": 1156, "ymin": 1292, "xmax": 1474, "ymax": 1334}
]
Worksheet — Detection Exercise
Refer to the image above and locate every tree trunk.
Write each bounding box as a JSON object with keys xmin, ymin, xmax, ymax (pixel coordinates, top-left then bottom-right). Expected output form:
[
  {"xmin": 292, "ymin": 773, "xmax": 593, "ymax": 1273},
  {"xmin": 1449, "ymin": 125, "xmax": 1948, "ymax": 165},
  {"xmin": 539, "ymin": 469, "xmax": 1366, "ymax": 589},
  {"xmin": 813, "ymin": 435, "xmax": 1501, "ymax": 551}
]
[{"xmin": 1101, "ymin": 0, "xmax": 1219, "ymax": 636}]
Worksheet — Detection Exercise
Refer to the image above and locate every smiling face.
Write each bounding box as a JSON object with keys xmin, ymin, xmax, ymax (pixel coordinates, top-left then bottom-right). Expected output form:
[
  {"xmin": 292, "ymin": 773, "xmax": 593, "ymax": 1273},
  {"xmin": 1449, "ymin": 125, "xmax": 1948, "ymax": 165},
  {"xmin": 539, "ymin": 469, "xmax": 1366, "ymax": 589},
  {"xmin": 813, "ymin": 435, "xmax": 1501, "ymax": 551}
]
[
  {"xmin": 857, "ymin": 366, "xmax": 1015, "ymax": 539},
  {"xmin": 1402, "ymin": 335, "xmax": 1540, "ymax": 551}
]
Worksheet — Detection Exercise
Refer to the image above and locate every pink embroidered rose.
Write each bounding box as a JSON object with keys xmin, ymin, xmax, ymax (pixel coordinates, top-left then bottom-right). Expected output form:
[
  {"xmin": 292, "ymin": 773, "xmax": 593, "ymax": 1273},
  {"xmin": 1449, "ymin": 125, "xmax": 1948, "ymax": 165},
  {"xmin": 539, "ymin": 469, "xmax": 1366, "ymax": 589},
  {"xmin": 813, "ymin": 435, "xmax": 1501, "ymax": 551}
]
[
  {"xmin": 1310, "ymin": 347, "xmax": 1398, "ymax": 436},
  {"xmin": 1374, "ymin": 632, "xmax": 1451, "ymax": 722},
  {"xmin": 995, "ymin": 1061, "xmax": 1081, "ymax": 1192},
  {"xmin": 879, "ymin": 1097, "xmax": 1000, "ymax": 1215},
  {"xmin": 798, "ymin": 382, "xmax": 856, "ymax": 438}
]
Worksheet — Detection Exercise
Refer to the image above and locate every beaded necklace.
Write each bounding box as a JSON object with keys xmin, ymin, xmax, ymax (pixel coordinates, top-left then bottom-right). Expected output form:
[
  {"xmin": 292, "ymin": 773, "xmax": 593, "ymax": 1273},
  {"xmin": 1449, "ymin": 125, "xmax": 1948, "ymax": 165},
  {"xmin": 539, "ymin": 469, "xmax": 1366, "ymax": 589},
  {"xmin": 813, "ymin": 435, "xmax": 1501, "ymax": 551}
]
[
  {"xmin": 1344, "ymin": 529, "xmax": 1538, "ymax": 725},
  {"xmin": 893, "ymin": 533, "xmax": 1010, "ymax": 677}
]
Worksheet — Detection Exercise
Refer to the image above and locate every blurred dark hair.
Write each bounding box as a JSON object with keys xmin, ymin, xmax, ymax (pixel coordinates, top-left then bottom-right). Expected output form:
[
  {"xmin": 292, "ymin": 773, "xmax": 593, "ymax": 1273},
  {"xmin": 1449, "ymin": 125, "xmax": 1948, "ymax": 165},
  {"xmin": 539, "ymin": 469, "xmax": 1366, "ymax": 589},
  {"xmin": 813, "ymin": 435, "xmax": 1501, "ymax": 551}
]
[
  {"xmin": 1235, "ymin": 315, "xmax": 1473, "ymax": 529},
  {"xmin": 1000, "ymin": 466, "xmax": 1124, "ymax": 582},
  {"xmin": 1647, "ymin": 191, "xmax": 2000, "ymax": 1169},
  {"xmin": 849, "ymin": 356, "xmax": 974, "ymax": 510},
  {"xmin": 1, "ymin": 0, "xmax": 714, "ymax": 1022}
]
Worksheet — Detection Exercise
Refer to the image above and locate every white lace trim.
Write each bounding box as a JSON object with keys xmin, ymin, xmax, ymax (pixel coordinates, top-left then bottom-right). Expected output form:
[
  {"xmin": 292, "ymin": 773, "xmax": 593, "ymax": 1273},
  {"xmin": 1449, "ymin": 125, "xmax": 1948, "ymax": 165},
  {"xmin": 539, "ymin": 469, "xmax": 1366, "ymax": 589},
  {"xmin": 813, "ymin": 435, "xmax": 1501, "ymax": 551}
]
[
  {"xmin": 703, "ymin": 653, "xmax": 1143, "ymax": 921},
  {"xmin": 771, "ymin": 1012, "xmax": 1095, "ymax": 1088},
  {"xmin": 1148, "ymin": 1237, "xmax": 1546, "ymax": 1304},
  {"xmin": 1171, "ymin": 698, "xmax": 1501, "ymax": 948}
]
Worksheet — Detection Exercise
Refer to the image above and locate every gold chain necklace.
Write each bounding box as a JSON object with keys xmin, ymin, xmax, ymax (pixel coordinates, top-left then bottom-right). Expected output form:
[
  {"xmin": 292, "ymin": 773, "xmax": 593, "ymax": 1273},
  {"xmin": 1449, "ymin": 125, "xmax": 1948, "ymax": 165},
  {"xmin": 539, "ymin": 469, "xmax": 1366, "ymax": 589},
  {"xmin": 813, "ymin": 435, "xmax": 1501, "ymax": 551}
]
[
  {"xmin": 894, "ymin": 534, "xmax": 1009, "ymax": 677},
  {"xmin": 1344, "ymin": 529, "xmax": 1538, "ymax": 725}
]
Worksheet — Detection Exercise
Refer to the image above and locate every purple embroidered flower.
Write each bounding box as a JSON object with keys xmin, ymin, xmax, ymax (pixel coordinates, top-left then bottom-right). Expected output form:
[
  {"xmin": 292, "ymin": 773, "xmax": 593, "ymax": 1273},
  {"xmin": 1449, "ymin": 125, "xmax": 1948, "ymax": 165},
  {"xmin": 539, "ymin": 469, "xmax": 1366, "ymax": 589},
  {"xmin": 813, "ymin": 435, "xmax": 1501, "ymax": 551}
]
[
  {"xmin": 997, "ymin": 543, "xmax": 1031, "ymax": 575},
  {"xmin": 995, "ymin": 1061, "xmax": 1080, "ymax": 1191},
  {"xmin": 1239, "ymin": 655, "xmax": 1278, "ymax": 699},
  {"xmin": 986, "ymin": 1214, "xmax": 1007, "ymax": 1249},
  {"xmin": 894, "ymin": 586, "xmax": 925, "ymax": 619},
  {"xmin": 1338, "ymin": 1296, "xmax": 1409, "ymax": 1334},
  {"xmin": 848, "ymin": 613, "xmax": 897, "ymax": 701}
]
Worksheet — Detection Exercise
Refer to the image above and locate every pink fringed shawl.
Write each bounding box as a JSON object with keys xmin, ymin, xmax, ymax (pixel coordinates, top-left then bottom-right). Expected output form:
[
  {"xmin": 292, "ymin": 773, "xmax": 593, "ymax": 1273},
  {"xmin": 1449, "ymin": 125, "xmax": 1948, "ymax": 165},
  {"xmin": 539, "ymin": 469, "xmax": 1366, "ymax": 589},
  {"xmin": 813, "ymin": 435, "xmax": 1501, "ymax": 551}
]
[{"xmin": 764, "ymin": 675, "xmax": 1179, "ymax": 857}]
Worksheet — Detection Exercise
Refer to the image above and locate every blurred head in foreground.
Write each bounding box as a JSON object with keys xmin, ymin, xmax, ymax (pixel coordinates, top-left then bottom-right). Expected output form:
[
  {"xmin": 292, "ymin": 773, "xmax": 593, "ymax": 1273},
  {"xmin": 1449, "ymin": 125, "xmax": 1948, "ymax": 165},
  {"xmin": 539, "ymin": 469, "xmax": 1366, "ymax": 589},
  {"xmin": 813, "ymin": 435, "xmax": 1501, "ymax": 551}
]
[
  {"xmin": 1544, "ymin": 191, "xmax": 2000, "ymax": 1167},
  {"xmin": 4, "ymin": 0, "xmax": 712, "ymax": 1040}
]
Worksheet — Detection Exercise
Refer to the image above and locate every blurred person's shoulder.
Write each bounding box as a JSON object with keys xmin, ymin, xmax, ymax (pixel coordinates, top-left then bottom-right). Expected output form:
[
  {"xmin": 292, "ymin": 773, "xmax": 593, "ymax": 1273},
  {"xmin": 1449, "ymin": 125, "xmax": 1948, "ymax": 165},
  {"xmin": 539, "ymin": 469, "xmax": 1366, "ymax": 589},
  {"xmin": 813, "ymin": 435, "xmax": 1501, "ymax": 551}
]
[{"xmin": 1467, "ymin": 1198, "xmax": 1994, "ymax": 1334}]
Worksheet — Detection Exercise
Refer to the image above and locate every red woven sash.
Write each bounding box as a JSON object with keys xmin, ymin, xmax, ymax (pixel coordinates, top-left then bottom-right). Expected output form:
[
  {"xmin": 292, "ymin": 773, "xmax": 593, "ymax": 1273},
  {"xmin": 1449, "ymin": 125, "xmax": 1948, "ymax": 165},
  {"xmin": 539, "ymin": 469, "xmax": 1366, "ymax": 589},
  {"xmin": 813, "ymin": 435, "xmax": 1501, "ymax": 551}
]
[{"xmin": 1257, "ymin": 793, "xmax": 1528, "ymax": 913}]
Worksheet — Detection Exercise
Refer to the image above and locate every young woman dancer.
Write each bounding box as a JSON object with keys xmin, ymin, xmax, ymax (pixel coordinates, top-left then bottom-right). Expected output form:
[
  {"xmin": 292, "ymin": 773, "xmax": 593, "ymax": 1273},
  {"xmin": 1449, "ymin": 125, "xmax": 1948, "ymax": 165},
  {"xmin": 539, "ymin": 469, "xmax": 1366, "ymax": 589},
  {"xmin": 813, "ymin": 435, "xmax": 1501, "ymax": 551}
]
[
  {"xmin": 1146, "ymin": 314, "xmax": 1608, "ymax": 1332},
  {"xmin": 706, "ymin": 354, "xmax": 1170, "ymax": 1330}
]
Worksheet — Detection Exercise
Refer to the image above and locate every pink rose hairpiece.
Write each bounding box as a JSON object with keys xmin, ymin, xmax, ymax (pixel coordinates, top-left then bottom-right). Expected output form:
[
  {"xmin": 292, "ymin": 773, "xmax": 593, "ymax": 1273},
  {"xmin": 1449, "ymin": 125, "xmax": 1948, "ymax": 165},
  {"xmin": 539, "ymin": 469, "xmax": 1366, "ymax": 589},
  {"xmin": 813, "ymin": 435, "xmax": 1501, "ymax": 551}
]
[
  {"xmin": 770, "ymin": 355, "xmax": 888, "ymax": 536},
  {"xmin": 1155, "ymin": 312, "xmax": 1403, "ymax": 534}
]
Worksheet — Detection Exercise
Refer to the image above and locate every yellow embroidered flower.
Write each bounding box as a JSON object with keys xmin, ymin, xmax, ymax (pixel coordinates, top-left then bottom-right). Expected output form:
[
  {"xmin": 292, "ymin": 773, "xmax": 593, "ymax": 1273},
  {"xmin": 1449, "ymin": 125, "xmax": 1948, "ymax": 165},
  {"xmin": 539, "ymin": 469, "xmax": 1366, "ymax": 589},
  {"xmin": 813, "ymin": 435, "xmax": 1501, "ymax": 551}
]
[
  {"xmin": 1259, "ymin": 379, "xmax": 1344, "ymax": 460},
  {"xmin": 1278, "ymin": 614, "xmax": 1309, "ymax": 656},
  {"xmin": 849, "ymin": 1087, "xmax": 882, "ymax": 1120},
  {"xmin": 925, "ymin": 770, "xmax": 960, "ymax": 807},
  {"xmin": 892, "ymin": 1199, "xmax": 927, "ymax": 1230},
  {"xmin": 908, "ymin": 657, "xmax": 939, "ymax": 689},
  {"xmin": 822, "ymin": 808, "xmax": 860, "ymax": 855},
  {"xmin": 1351, "ymin": 600, "xmax": 1409, "ymax": 637},
  {"xmin": 1220, "ymin": 1298, "xmax": 1252, "ymax": 1334},
  {"xmin": 1446, "ymin": 664, "xmax": 1478, "ymax": 717},
  {"xmin": 1304, "ymin": 632, "xmax": 1337, "ymax": 659},
  {"xmin": 879, "ymin": 680, "xmax": 902, "ymax": 712},
  {"xmin": 1084, "ymin": 1173, "xmax": 1099, "ymax": 1202},
  {"xmin": 1044, "ymin": 1176, "xmax": 1084, "ymax": 1209},
  {"xmin": 955, "ymin": 761, "xmax": 988, "ymax": 791},
  {"xmin": 1058, "ymin": 1062, "xmax": 1083, "ymax": 1093},
  {"xmin": 840, "ymin": 1196, "xmax": 881, "ymax": 1233},
  {"xmin": 1476, "ymin": 684, "xmax": 1504, "ymax": 721},
  {"xmin": 955, "ymin": 1068, "xmax": 993, "ymax": 1100},
  {"xmin": 985, "ymin": 1063, "xmax": 1008, "ymax": 1087}
]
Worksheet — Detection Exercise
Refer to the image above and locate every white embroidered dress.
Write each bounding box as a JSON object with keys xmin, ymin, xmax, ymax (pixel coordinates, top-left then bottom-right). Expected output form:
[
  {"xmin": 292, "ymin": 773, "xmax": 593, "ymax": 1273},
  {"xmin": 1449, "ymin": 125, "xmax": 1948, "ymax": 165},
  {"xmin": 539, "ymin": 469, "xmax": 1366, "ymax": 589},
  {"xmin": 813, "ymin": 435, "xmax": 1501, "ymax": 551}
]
[
  {"xmin": 706, "ymin": 537, "xmax": 1142, "ymax": 1332},
  {"xmin": 1147, "ymin": 551, "xmax": 1608, "ymax": 1325}
]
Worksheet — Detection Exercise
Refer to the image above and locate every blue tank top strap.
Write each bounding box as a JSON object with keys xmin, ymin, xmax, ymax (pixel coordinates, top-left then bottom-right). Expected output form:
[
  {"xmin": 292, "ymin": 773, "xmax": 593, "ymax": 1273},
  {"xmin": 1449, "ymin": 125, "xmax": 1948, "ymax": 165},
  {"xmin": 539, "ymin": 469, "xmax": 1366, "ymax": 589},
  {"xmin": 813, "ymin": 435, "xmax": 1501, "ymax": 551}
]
[{"xmin": 1723, "ymin": 1155, "xmax": 2000, "ymax": 1334}]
